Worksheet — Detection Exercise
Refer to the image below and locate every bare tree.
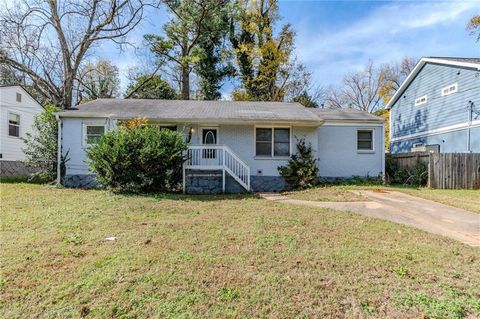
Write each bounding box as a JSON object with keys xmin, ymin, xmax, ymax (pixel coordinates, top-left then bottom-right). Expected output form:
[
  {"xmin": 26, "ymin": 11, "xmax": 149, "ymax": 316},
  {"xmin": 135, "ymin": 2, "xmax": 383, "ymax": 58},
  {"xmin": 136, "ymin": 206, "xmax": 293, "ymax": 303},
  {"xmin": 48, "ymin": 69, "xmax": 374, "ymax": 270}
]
[
  {"xmin": 325, "ymin": 61, "xmax": 382, "ymax": 113},
  {"xmin": 324, "ymin": 85, "xmax": 345, "ymax": 109},
  {"xmin": 77, "ymin": 59, "xmax": 120, "ymax": 103},
  {"xmin": 378, "ymin": 56, "xmax": 417, "ymax": 104},
  {"xmin": 0, "ymin": 0, "xmax": 150, "ymax": 109}
]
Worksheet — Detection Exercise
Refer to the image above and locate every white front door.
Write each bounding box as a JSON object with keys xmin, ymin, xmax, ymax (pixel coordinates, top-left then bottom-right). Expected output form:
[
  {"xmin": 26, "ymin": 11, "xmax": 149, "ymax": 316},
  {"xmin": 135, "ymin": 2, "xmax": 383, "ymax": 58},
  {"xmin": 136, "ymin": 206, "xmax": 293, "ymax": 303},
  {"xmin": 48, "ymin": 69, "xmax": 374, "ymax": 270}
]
[{"xmin": 201, "ymin": 128, "xmax": 218, "ymax": 162}]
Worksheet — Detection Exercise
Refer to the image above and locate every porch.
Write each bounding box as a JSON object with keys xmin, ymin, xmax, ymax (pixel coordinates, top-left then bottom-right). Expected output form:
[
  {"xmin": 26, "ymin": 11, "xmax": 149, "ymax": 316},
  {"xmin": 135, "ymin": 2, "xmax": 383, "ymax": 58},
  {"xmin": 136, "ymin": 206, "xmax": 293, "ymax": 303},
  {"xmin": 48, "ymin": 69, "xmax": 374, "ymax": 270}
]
[{"xmin": 183, "ymin": 145, "xmax": 251, "ymax": 193}]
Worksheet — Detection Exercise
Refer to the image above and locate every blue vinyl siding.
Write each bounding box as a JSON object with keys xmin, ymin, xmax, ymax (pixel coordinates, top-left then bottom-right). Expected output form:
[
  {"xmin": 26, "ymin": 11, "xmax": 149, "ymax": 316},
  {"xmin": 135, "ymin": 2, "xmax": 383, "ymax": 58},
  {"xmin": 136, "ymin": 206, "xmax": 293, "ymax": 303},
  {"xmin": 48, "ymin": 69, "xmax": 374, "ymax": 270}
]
[
  {"xmin": 391, "ymin": 127, "xmax": 480, "ymax": 154},
  {"xmin": 390, "ymin": 63, "xmax": 480, "ymax": 153}
]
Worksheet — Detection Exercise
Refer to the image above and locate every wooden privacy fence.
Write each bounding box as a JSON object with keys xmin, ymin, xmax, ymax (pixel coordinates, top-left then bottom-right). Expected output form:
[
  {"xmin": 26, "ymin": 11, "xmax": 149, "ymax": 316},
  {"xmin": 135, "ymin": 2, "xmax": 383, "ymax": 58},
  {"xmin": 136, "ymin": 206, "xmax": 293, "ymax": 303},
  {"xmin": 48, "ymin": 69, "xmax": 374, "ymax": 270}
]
[
  {"xmin": 387, "ymin": 152, "xmax": 480, "ymax": 189},
  {"xmin": 428, "ymin": 153, "xmax": 480, "ymax": 189}
]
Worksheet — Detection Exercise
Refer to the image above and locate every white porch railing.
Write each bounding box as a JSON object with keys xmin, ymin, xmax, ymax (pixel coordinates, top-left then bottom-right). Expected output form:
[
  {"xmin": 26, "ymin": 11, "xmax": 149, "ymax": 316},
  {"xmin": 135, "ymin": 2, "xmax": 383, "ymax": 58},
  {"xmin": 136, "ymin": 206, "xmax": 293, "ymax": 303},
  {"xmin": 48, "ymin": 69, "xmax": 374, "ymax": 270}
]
[{"xmin": 184, "ymin": 145, "xmax": 250, "ymax": 192}]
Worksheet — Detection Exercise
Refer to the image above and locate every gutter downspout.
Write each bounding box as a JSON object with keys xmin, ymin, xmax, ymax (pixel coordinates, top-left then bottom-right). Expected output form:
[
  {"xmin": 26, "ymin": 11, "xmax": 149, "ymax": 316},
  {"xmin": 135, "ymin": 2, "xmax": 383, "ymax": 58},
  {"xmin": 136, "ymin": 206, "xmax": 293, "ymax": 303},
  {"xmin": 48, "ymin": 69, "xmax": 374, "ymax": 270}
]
[
  {"xmin": 382, "ymin": 122, "xmax": 386, "ymax": 184},
  {"xmin": 467, "ymin": 101, "xmax": 473, "ymax": 153},
  {"xmin": 56, "ymin": 114, "xmax": 62, "ymax": 185}
]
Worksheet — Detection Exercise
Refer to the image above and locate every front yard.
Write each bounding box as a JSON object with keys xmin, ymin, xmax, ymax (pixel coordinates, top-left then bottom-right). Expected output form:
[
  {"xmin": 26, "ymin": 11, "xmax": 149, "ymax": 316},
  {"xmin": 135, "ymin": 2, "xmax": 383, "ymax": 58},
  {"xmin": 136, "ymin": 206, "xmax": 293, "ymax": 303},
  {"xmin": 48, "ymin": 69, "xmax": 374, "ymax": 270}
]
[{"xmin": 1, "ymin": 183, "xmax": 479, "ymax": 318}]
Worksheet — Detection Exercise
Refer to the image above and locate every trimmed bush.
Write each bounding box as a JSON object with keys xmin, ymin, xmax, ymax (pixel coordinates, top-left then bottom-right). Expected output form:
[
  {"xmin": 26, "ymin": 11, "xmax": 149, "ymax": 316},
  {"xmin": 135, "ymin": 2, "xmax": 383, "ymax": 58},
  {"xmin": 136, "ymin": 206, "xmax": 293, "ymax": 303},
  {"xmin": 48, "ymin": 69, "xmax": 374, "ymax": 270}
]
[
  {"xmin": 86, "ymin": 126, "xmax": 188, "ymax": 193},
  {"xmin": 278, "ymin": 138, "xmax": 319, "ymax": 189}
]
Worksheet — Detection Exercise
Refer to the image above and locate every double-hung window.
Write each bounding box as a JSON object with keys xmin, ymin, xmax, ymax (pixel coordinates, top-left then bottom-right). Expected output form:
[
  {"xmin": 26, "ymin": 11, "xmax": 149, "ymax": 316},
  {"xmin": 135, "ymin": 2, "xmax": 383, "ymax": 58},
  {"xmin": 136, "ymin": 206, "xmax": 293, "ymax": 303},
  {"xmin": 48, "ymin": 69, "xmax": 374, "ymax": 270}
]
[
  {"xmin": 83, "ymin": 124, "xmax": 105, "ymax": 146},
  {"xmin": 357, "ymin": 129, "xmax": 373, "ymax": 151},
  {"xmin": 8, "ymin": 113, "xmax": 20, "ymax": 137},
  {"xmin": 255, "ymin": 127, "xmax": 290, "ymax": 157}
]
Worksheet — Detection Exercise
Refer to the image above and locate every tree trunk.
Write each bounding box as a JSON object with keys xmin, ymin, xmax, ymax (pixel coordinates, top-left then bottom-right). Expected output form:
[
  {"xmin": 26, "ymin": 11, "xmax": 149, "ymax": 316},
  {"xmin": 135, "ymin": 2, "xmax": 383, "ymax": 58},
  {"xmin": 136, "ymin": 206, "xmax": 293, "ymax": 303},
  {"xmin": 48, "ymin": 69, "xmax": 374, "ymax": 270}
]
[
  {"xmin": 181, "ymin": 66, "xmax": 190, "ymax": 100},
  {"xmin": 63, "ymin": 74, "xmax": 74, "ymax": 109}
]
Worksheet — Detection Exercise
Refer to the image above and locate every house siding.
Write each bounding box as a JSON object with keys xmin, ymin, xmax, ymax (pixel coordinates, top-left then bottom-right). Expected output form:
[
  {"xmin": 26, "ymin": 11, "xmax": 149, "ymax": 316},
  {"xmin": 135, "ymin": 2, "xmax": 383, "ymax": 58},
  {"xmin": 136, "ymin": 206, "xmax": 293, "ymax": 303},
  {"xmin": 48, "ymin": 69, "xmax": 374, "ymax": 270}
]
[
  {"xmin": 317, "ymin": 124, "xmax": 384, "ymax": 178},
  {"xmin": 61, "ymin": 117, "xmax": 116, "ymax": 175},
  {"xmin": 390, "ymin": 63, "xmax": 480, "ymax": 153},
  {"xmin": 0, "ymin": 86, "xmax": 43, "ymax": 162},
  {"xmin": 391, "ymin": 126, "xmax": 480, "ymax": 154}
]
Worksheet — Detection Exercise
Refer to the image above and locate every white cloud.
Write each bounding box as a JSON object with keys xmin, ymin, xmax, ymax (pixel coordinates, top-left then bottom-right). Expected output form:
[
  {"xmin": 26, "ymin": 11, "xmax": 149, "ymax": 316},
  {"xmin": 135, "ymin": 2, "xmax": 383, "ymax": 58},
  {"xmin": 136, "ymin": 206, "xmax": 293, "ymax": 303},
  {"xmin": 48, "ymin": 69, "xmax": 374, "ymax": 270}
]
[{"xmin": 295, "ymin": 0, "xmax": 480, "ymax": 86}]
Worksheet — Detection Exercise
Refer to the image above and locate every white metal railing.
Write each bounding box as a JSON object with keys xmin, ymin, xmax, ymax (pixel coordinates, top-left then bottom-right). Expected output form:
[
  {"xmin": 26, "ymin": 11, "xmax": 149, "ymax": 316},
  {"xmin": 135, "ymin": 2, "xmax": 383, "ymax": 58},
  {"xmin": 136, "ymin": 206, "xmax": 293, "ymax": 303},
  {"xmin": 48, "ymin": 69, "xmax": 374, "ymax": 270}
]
[{"xmin": 185, "ymin": 145, "xmax": 250, "ymax": 191}]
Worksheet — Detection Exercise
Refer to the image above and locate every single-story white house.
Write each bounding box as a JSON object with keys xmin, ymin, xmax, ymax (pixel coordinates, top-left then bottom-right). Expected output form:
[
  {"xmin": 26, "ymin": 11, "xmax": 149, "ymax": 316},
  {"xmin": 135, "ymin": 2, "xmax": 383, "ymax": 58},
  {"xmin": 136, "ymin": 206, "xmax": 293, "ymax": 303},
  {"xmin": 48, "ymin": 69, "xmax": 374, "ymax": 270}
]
[
  {"xmin": 56, "ymin": 99, "xmax": 385, "ymax": 193},
  {"xmin": 0, "ymin": 85, "xmax": 43, "ymax": 177}
]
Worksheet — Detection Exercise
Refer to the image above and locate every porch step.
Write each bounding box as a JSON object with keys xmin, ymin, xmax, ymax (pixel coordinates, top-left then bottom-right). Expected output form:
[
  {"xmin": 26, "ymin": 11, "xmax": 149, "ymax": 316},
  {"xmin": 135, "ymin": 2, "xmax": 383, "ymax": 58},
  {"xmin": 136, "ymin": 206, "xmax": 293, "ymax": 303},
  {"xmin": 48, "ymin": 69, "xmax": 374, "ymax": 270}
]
[{"xmin": 184, "ymin": 145, "xmax": 250, "ymax": 192}]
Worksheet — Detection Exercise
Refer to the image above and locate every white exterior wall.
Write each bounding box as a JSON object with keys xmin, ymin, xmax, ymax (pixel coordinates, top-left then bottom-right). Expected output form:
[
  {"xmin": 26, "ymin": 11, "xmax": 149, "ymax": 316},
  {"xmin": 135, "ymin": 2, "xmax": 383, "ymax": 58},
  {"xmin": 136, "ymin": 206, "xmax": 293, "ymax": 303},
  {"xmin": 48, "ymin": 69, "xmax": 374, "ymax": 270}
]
[
  {"xmin": 62, "ymin": 117, "xmax": 116, "ymax": 175},
  {"xmin": 189, "ymin": 124, "xmax": 318, "ymax": 176},
  {"xmin": 61, "ymin": 117, "xmax": 384, "ymax": 179},
  {"xmin": 317, "ymin": 123, "xmax": 385, "ymax": 178},
  {"xmin": 0, "ymin": 86, "xmax": 43, "ymax": 161}
]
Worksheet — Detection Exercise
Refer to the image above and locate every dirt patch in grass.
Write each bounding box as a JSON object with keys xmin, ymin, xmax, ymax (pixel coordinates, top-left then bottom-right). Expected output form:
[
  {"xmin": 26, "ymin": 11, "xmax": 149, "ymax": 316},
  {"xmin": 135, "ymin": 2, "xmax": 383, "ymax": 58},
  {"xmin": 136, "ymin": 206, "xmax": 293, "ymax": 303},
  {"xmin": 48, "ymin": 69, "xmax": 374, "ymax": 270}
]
[
  {"xmin": 284, "ymin": 186, "xmax": 367, "ymax": 202},
  {"xmin": 1, "ymin": 183, "xmax": 479, "ymax": 318}
]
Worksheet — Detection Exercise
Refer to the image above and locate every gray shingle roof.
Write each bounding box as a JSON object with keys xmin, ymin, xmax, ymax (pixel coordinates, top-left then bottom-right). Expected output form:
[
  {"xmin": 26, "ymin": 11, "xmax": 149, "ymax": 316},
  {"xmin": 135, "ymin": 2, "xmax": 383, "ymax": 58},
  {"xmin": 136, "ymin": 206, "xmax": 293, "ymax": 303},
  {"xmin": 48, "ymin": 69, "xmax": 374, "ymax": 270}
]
[
  {"xmin": 59, "ymin": 99, "xmax": 321, "ymax": 123},
  {"xmin": 309, "ymin": 108, "xmax": 384, "ymax": 122},
  {"xmin": 58, "ymin": 98, "xmax": 383, "ymax": 124}
]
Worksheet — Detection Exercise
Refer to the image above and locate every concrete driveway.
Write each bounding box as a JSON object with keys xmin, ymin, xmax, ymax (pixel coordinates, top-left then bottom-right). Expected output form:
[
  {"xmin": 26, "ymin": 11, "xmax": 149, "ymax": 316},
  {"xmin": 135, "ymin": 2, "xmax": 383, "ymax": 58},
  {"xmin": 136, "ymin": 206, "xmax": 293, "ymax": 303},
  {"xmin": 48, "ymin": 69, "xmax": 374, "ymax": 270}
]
[{"xmin": 261, "ymin": 190, "xmax": 480, "ymax": 247}]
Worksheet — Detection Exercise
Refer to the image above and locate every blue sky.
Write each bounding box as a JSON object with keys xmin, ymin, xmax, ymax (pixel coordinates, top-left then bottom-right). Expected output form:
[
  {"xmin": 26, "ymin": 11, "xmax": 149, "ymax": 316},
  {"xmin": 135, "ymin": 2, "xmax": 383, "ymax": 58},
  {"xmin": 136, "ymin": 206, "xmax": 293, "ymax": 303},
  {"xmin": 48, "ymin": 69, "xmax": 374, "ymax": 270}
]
[{"xmin": 98, "ymin": 0, "xmax": 480, "ymax": 96}]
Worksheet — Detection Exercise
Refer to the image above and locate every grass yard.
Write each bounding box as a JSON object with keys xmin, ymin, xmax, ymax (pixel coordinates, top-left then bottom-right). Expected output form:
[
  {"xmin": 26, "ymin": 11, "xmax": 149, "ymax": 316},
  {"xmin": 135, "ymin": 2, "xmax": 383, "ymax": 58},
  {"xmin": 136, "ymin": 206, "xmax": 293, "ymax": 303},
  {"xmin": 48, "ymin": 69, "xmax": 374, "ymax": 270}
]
[
  {"xmin": 285, "ymin": 185, "xmax": 480, "ymax": 214},
  {"xmin": 1, "ymin": 183, "xmax": 480, "ymax": 318},
  {"xmin": 390, "ymin": 188, "xmax": 480, "ymax": 214}
]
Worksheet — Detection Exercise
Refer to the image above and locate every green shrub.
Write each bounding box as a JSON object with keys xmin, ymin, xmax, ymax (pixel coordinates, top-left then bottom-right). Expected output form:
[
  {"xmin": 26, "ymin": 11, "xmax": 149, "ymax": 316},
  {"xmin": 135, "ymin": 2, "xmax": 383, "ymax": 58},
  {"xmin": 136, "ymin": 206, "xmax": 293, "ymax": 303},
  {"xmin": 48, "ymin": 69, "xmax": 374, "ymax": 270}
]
[
  {"xmin": 385, "ymin": 157, "xmax": 428, "ymax": 187},
  {"xmin": 23, "ymin": 104, "xmax": 68, "ymax": 182},
  {"xmin": 278, "ymin": 138, "xmax": 319, "ymax": 189},
  {"xmin": 86, "ymin": 126, "xmax": 188, "ymax": 193}
]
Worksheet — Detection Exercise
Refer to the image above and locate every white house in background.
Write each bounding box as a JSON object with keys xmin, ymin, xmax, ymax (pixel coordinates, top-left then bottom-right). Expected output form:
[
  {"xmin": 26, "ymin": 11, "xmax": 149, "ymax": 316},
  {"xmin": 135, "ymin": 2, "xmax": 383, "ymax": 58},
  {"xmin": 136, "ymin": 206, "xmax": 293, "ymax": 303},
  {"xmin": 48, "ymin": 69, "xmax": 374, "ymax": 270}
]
[
  {"xmin": 57, "ymin": 99, "xmax": 385, "ymax": 193},
  {"xmin": 0, "ymin": 85, "xmax": 43, "ymax": 176}
]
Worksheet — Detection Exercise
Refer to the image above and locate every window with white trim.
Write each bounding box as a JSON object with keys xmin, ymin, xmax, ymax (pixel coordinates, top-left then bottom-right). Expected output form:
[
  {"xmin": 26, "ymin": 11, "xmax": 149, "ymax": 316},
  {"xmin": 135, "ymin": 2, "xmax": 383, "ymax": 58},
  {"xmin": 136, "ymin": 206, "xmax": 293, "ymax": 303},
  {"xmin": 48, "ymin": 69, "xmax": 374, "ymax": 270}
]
[
  {"xmin": 83, "ymin": 124, "xmax": 105, "ymax": 145},
  {"xmin": 414, "ymin": 95, "xmax": 427, "ymax": 106},
  {"xmin": 8, "ymin": 113, "xmax": 20, "ymax": 137},
  {"xmin": 357, "ymin": 129, "xmax": 373, "ymax": 151},
  {"xmin": 16, "ymin": 92, "xmax": 22, "ymax": 102},
  {"xmin": 441, "ymin": 83, "xmax": 458, "ymax": 96},
  {"xmin": 255, "ymin": 127, "xmax": 290, "ymax": 157}
]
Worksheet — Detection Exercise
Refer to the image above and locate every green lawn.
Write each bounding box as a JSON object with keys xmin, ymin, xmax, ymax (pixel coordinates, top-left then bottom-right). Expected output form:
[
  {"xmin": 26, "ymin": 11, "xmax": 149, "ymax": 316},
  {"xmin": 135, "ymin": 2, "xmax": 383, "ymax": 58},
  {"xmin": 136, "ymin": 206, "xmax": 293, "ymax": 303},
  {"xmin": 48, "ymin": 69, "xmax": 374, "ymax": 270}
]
[
  {"xmin": 389, "ymin": 188, "xmax": 480, "ymax": 214},
  {"xmin": 285, "ymin": 185, "xmax": 480, "ymax": 214},
  {"xmin": 1, "ymin": 183, "xmax": 479, "ymax": 318}
]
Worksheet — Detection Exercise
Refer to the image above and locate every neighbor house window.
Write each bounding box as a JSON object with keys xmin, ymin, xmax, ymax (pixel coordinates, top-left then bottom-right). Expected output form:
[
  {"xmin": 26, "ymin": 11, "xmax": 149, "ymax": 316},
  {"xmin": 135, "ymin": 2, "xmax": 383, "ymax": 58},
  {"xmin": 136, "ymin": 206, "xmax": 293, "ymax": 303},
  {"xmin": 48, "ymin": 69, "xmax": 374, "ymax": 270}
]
[
  {"xmin": 414, "ymin": 95, "xmax": 427, "ymax": 106},
  {"xmin": 357, "ymin": 129, "xmax": 373, "ymax": 151},
  {"xmin": 255, "ymin": 127, "xmax": 290, "ymax": 157},
  {"xmin": 83, "ymin": 124, "xmax": 105, "ymax": 146},
  {"xmin": 8, "ymin": 113, "xmax": 20, "ymax": 137},
  {"xmin": 16, "ymin": 92, "xmax": 22, "ymax": 102},
  {"xmin": 441, "ymin": 83, "xmax": 458, "ymax": 96}
]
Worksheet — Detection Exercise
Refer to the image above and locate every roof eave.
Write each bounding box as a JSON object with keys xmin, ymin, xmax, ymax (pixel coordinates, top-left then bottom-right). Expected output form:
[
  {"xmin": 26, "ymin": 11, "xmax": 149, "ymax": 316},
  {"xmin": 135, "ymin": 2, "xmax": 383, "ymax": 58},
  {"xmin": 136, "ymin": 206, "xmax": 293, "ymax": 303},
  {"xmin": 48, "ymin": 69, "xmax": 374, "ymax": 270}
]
[{"xmin": 57, "ymin": 112, "xmax": 323, "ymax": 126}]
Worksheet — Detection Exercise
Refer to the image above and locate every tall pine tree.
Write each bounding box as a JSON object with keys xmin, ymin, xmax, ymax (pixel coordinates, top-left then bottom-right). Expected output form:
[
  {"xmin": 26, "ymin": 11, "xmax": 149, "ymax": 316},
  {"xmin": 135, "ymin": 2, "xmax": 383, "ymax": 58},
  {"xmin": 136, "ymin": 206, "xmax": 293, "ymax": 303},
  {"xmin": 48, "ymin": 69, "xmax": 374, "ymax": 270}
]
[{"xmin": 229, "ymin": 0, "xmax": 295, "ymax": 101}]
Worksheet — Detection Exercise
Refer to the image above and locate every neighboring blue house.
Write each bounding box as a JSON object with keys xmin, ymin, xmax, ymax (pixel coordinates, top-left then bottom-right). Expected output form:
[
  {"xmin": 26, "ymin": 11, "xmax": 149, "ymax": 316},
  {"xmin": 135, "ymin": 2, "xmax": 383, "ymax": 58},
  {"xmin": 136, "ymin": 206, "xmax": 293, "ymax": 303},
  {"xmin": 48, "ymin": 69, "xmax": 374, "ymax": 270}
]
[{"xmin": 387, "ymin": 57, "xmax": 480, "ymax": 154}]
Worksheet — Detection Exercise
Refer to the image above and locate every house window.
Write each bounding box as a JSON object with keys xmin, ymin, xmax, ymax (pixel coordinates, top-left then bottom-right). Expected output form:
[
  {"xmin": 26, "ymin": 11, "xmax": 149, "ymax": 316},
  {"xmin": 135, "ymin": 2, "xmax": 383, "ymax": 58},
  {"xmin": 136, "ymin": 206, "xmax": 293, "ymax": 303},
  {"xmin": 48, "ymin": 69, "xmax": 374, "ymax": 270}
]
[
  {"xmin": 16, "ymin": 93, "xmax": 22, "ymax": 102},
  {"xmin": 255, "ymin": 127, "xmax": 290, "ymax": 157},
  {"xmin": 414, "ymin": 95, "xmax": 427, "ymax": 106},
  {"xmin": 357, "ymin": 129, "xmax": 373, "ymax": 151},
  {"xmin": 441, "ymin": 83, "xmax": 458, "ymax": 96},
  {"xmin": 84, "ymin": 124, "xmax": 105, "ymax": 145},
  {"xmin": 8, "ymin": 113, "xmax": 20, "ymax": 137}
]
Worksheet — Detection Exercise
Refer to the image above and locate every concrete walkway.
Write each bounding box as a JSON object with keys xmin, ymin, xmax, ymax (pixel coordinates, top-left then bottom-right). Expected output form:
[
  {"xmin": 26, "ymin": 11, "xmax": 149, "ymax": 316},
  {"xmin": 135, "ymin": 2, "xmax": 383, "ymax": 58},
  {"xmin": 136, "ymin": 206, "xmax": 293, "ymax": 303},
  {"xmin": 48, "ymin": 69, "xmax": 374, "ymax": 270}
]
[{"xmin": 260, "ymin": 190, "xmax": 480, "ymax": 247}]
